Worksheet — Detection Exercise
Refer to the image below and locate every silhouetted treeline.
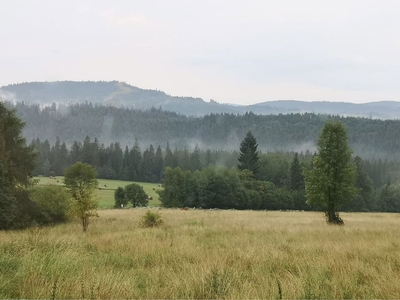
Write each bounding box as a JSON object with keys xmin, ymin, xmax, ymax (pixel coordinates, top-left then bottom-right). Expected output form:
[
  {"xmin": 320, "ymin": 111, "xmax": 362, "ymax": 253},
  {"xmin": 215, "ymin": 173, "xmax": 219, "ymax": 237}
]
[{"xmin": 6, "ymin": 101, "xmax": 400, "ymax": 160}]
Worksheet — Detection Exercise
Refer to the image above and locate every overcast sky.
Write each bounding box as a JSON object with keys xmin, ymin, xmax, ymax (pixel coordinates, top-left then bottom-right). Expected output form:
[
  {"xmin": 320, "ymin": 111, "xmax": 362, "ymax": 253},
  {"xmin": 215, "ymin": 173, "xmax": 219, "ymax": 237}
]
[{"xmin": 1, "ymin": 0, "xmax": 399, "ymax": 105}]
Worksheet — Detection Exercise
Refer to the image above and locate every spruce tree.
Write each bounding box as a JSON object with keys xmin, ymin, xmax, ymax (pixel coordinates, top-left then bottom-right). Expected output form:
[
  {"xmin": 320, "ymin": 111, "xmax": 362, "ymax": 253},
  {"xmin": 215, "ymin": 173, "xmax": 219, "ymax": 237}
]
[
  {"xmin": 290, "ymin": 152, "xmax": 304, "ymax": 190},
  {"xmin": 238, "ymin": 131, "xmax": 259, "ymax": 177}
]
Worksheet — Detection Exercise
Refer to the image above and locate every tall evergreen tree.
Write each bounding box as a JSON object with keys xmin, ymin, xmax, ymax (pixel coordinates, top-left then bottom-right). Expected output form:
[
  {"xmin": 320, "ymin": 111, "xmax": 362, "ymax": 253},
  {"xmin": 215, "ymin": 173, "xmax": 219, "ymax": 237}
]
[
  {"xmin": 238, "ymin": 131, "xmax": 259, "ymax": 177},
  {"xmin": 154, "ymin": 146, "xmax": 164, "ymax": 181},
  {"xmin": 190, "ymin": 143, "xmax": 202, "ymax": 171},
  {"xmin": 164, "ymin": 141, "xmax": 174, "ymax": 168},
  {"xmin": 0, "ymin": 102, "xmax": 37, "ymax": 229},
  {"xmin": 129, "ymin": 139, "xmax": 142, "ymax": 181},
  {"xmin": 290, "ymin": 152, "xmax": 304, "ymax": 190}
]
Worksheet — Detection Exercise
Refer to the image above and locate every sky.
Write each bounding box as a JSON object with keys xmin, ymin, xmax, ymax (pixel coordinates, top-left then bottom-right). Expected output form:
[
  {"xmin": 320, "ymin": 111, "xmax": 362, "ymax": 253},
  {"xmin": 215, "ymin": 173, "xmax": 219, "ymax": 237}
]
[{"xmin": 1, "ymin": 0, "xmax": 400, "ymax": 105}]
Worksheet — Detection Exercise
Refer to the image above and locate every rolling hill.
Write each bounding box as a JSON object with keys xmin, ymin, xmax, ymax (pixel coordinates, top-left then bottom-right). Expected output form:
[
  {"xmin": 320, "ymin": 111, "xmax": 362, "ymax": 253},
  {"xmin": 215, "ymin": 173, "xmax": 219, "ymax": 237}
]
[{"xmin": 1, "ymin": 81, "xmax": 399, "ymax": 119}]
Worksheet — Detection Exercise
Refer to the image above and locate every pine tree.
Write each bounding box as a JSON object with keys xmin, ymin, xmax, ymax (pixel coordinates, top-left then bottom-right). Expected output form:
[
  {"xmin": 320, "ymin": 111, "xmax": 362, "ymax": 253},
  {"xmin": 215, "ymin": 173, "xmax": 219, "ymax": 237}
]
[
  {"xmin": 290, "ymin": 152, "xmax": 304, "ymax": 190},
  {"xmin": 164, "ymin": 141, "xmax": 174, "ymax": 168},
  {"xmin": 238, "ymin": 131, "xmax": 259, "ymax": 177}
]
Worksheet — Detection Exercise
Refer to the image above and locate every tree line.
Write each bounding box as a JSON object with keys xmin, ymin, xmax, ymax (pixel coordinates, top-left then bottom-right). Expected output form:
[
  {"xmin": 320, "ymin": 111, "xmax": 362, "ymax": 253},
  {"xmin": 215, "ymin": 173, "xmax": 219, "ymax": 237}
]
[{"xmin": 30, "ymin": 134, "xmax": 400, "ymax": 213}]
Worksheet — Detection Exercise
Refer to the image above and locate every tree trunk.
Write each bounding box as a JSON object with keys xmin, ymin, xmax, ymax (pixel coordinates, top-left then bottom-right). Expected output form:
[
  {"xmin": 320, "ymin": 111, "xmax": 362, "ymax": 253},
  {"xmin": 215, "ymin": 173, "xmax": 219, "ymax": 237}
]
[
  {"xmin": 326, "ymin": 202, "xmax": 344, "ymax": 225},
  {"xmin": 82, "ymin": 217, "xmax": 89, "ymax": 232}
]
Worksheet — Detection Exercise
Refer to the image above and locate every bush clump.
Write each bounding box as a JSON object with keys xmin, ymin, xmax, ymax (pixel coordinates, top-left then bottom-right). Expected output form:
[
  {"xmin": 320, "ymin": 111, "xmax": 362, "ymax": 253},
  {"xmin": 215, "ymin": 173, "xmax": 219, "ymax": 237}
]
[{"xmin": 139, "ymin": 210, "xmax": 163, "ymax": 228}]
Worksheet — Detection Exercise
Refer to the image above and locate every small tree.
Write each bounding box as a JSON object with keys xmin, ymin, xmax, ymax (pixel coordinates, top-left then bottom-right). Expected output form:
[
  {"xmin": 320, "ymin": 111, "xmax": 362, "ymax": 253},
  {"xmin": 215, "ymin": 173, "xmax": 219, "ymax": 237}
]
[
  {"xmin": 238, "ymin": 131, "xmax": 259, "ymax": 177},
  {"xmin": 30, "ymin": 185, "xmax": 70, "ymax": 224},
  {"xmin": 304, "ymin": 121, "xmax": 357, "ymax": 224},
  {"xmin": 114, "ymin": 187, "xmax": 127, "ymax": 208},
  {"xmin": 64, "ymin": 162, "xmax": 98, "ymax": 232},
  {"xmin": 124, "ymin": 183, "xmax": 148, "ymax": 207}
]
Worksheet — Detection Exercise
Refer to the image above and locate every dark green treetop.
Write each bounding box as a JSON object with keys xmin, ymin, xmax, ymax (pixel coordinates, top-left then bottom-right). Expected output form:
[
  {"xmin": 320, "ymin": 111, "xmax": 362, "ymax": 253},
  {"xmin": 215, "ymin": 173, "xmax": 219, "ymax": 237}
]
[{"xmin": 238, "ymin": 131, "xmax": 260, "ymax": 177}]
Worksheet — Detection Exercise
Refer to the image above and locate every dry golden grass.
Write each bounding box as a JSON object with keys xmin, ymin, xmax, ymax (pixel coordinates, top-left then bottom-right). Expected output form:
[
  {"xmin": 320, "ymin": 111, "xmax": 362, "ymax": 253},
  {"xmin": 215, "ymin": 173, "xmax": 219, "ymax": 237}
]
[{"xmin": 1, "ymin": 210, "xmax": 400, "ymax": 299}]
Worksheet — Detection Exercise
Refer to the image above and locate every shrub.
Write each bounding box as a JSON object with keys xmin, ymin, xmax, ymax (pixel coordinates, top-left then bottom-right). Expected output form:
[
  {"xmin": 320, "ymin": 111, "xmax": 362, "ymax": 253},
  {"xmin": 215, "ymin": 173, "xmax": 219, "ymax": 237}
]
[
  {"xmin": 139, "ymin": 210, "xmax": 163, "ymax": 228},
  {"xmin": 30, "ymin": 185, "xmax": 70, "ymax": 224}
]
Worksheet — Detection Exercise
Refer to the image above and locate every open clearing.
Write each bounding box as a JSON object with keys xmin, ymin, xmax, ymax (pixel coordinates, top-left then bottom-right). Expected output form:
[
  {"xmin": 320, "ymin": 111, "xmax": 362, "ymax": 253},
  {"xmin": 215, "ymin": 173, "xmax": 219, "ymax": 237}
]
[
  {"xmin": 34, "ymin": 176, "xmax": 162, "ymax": 208},
  {"xmin": 1, "ymin": 210, "xmax": 400, "ymax": 298}
]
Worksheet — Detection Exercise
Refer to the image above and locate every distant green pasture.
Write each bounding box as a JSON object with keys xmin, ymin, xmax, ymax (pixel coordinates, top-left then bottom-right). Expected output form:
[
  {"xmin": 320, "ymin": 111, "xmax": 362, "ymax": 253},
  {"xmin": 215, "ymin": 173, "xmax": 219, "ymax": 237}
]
[{"xmin": 33, "ymin": 176, "xmax": 163, "ymax": 208}]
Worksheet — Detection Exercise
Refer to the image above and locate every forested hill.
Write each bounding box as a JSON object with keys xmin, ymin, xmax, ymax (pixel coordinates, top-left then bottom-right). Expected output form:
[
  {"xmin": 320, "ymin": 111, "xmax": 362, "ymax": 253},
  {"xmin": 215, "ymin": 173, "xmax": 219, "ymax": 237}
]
[
  {"xmin": 7, "ymin": 101, "xmax": 400, "ymax": 161},
  {"xmin": 1, "ymin": 81, "xmax": 400, "ymax": 118}
]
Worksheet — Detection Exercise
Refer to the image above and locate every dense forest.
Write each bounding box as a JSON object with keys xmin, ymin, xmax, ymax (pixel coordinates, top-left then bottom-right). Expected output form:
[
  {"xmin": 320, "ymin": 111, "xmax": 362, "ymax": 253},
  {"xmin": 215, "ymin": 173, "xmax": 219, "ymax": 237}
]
[
  {"xmin": 30, "ymin": 135, "xmax": 400, "ymax": 213},
  {"xmin": 5, "ymin": 101, "xmax": 400, "ymax": 161}
]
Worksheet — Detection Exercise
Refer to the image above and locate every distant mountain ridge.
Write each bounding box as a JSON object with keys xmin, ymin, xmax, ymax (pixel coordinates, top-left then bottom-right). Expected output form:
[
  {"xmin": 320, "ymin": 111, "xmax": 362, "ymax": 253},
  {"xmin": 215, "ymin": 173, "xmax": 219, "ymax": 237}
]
[{"xmin": 1, "ymin": 81, "xmax": 399, "ymax": 119}]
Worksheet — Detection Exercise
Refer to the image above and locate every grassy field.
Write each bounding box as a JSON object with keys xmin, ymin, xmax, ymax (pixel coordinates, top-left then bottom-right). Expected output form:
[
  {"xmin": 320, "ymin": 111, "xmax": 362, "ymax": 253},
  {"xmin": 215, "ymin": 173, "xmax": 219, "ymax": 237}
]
[
  {"xmin": 34, "ymin": 176, "xmax": 162, "ymax": 208},
  {"xmin": 1, "ymin": 210, "xmax": 400, "ymax": 299}
]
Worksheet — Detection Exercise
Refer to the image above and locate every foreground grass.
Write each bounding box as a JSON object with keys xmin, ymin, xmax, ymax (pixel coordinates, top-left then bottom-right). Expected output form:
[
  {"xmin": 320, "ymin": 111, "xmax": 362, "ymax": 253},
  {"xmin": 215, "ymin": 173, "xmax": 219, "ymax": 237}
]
[
  {"xmin": 1, "ymin": 210, "xmax": 400, "ymax": 299},
  {"xmin": 34, "ymin": 176, "xmax": 162, "ymax": 208}
]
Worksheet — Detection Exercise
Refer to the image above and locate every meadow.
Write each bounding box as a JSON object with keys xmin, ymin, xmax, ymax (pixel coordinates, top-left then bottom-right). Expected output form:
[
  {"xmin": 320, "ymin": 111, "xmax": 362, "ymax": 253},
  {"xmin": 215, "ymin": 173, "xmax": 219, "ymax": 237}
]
[
  {"xmin": 34, "ymin": 176, "xmax": 162, "ymax": 208},
  {"xmin": 1, "ymin": 210, "xmax": 400, "ymax": 299}
]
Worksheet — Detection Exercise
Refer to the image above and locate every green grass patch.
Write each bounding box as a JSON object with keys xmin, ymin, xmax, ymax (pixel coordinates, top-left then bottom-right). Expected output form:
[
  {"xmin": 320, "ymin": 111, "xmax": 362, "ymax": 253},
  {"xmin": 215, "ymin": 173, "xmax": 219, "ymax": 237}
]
[{"xmin": 34, "ymin": 176, "xmax": 162, "ymax": 208}]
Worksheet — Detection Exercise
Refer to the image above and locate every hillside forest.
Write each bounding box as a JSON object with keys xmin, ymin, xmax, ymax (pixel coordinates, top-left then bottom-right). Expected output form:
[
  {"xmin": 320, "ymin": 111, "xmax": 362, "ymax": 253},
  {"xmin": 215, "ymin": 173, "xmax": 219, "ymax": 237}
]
[{"xmin": 5, "ymin": 101, "xmax": 400, "ymax": 161}]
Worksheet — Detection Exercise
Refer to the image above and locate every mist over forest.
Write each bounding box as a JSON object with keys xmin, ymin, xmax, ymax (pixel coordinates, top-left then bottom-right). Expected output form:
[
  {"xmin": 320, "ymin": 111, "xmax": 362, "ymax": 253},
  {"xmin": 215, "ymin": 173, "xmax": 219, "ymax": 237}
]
[
  {"xmin": 4, "ymin": 100, "xmax": 400, "ymax": 162},
  {"xmin": 2, "ymin": 81, "xmax": 400, "ymax": 119},
  {"xmin": 3, "ymin": 81, "xmax": 399, "ymax": 216}
]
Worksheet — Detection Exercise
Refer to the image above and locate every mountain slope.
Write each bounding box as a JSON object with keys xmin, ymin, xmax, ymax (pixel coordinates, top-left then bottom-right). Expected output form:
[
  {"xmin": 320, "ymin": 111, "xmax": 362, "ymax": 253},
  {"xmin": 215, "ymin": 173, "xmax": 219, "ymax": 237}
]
[{"xmin": 1, "ymin": 81, "xmax": 399, "ymax": 119}]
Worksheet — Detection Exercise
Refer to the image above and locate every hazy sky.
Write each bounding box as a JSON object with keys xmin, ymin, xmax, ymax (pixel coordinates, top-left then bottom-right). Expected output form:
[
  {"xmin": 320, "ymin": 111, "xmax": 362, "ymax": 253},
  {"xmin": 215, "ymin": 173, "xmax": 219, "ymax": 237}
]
[{"xmin": 1, "ymin": 0, "xmax": 400, "ymax": 105}]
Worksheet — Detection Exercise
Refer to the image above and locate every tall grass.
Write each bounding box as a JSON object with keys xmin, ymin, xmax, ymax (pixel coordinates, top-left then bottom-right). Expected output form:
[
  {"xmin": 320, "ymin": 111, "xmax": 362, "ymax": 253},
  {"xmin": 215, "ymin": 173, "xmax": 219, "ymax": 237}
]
[{"xmin": 1, "ymin": 210, "xmax": 400, "ymax": 298}]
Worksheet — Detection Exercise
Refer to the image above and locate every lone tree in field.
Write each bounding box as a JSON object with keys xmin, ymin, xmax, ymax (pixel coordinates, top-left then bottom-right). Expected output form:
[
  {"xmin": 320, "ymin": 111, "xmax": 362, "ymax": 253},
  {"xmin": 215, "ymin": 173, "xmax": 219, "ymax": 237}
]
[
  {"xmin": 64, "ymin": 162, "xmax": 98, "ymax": 232},
  {"xmin": 124, "ymin": 183, "xmax": 148, "ymax": 207},
  {"xmin": 304, "ymin": 120, "xmax": 357, "ymax": 224},
  {"xmin": 238, "ymin": 131, "xmax": 260, "ymax": 177}
]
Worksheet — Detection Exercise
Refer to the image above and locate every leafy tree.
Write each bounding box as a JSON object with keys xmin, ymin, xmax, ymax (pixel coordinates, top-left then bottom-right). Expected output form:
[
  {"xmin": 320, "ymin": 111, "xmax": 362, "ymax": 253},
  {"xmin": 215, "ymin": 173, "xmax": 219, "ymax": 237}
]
[
  {"xmin": 124, "ymin": 183, "xmax": 148, "ymax": 207},
  {"xmin": 343, "ymin": 156, "xmax": 374, "ymax": 211},
  {"xmin": 158, "ymin": 167, "xmax": 186, "ymax": 207},
  {"xmin": 259, "ymin": 153, "xmax": 289, "ymax": 187},
  {"xmin": 238, "ymin": 131, "xmax": 259, "ymax": 177},
  {"xmin": 304, "ymin": 121, "xmax": 357, "ymax": 224},
  {"xmin": 114, "ymin": 187, "xmax": 127, "ymax": 208},
  {"xmin": 30, "ymin": 185, "xmax": 70, "ymax": 224},
  {"xmin": 64, "ymin": 162, "xmax": 98, "ymax": 231}
]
